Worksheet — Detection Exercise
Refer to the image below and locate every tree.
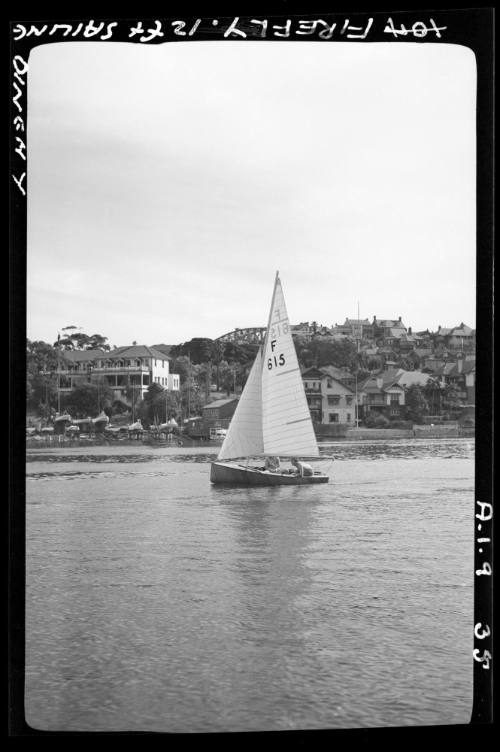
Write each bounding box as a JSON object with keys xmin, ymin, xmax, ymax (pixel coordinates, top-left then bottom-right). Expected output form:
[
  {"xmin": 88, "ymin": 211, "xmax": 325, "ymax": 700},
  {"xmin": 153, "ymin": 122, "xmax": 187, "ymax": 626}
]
[
  {"xmin": 124, "ymin": 382, "xmax": 142, "ymax": 420},
  {"xmin": 210, "ymin": 340, "xmax": 225, "ymax": 391},
  {"xmin": 26, "ymin": 339, "xmax": 59, "ymax": 413},
  {"xmin": 169, "ymin": 338, "xmax": 214, "ymax": 365},
  {"xmin": 405, "ymin": 384, "xmax": 429, "ymax": 424},
  {"xmin": 63, "ymin": 382, "xmax": 113, "ymax": 418},
  {"xmin": 297, "ymin": 338, "xmax": 358, "ymax": 370},
  {"xmin": 200, "ymin": 340, "xmax": 213, "ymax": 399},
  {"xmin": 53, "ymin": 328, "xmax": 110, "ymax": 351},
  {"xmin": 137, "ymin": 383, "xmax": 167, "ymax": 426},
  {"xmin": 86, "ymin": 334, "xmax": 111, "ymax": 351},
  {"xmin": 219, "ymin": 361, "xmax": 236, "ymax": 396},
  {"xmin": 424, "ymin": 377, "xmax": 442, "ymax": 414},
  {"xmin": 442, "ymin": 383, "xmax": 462, "ymax": 417}
]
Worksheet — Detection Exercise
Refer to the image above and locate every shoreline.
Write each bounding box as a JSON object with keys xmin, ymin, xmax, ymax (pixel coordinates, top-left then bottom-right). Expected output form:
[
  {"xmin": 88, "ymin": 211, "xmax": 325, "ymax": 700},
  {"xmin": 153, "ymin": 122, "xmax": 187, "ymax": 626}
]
[{"xmin": 25, "ymin": 433, "xmax": 475, "ymax": 452}]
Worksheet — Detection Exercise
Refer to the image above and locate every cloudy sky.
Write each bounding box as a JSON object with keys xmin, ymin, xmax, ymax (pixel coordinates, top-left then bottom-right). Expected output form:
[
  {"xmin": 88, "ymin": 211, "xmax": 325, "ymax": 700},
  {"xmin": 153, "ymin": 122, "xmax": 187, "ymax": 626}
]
[{"xmin": 27, "ymin": 40, "xmax": 476, "ymax": 347}]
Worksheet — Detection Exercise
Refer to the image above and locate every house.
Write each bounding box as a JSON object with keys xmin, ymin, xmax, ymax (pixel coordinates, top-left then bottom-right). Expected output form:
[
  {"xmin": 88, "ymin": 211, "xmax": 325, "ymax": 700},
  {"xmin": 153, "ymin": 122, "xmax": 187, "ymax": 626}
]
[
  {"xmin": 447, "ymin": 323, "xmax": 475, "ymax": 350},
  {"xmin": 383, "ymin": 368, "xmax": 431, "ymax": 389},
  {"xmin": 58, "ymin": 344, "xmax": 180, "ymax": 403},
  {"xmin": 57, "ymin": 349, "xmax": 105, "ymax": 391},
  {"xmin": 433, "ymin": 356, "xmax": 475, "ymax": 405},
  {"xmin": 414, "ymin": 348, "xmax": 433, "ymax": 360},
  {"xmin": 422, "ymin": 356, "xmax": 448, "ymax": 374},
  {"xmin": 291, "ymin": 322, "xmax": 315, "ymax": 340},
  {"xmin": 372, "ymin": 316, "xmax": 407, "ymax": 345},
  {"xmin": 435, "ymin": 323, "xmax": 475, "ymax": 351},
  {"xmin": 302, "ymin": 367, "xmax": 358, "ymax": 425},
  {"xmin": 202, "ymin": 397, "xmax": 239, "ymax": 431},
  {"xmin": 320, "ymin": 365, "xmax": 357, "ymax": 392},
  {"xmin": 334, "ymin": 318, "xmax": 374, "ymax": 340},
  {"xmin": 397, "ymin": 331, "xmax": 421, "ymax": 353},
  {"xmin": 358, "ymin": 374, "xmax": 406, "ymax": 419}
]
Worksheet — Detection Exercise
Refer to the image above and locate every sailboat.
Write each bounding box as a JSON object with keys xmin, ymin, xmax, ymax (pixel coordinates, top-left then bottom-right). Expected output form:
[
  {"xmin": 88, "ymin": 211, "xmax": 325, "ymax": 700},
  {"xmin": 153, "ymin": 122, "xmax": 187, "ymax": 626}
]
[{"xmin": 210, "ymin": 272, "xmax": 329, "ymax": 486}]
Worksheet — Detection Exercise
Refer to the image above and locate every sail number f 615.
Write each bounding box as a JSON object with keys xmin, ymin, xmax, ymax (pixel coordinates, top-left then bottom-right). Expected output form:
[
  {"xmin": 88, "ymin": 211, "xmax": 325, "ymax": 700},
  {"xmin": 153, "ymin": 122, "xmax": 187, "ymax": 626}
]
[{"xmin": 268, "ymin": 339, "xmax": 286, "ymax": 370}]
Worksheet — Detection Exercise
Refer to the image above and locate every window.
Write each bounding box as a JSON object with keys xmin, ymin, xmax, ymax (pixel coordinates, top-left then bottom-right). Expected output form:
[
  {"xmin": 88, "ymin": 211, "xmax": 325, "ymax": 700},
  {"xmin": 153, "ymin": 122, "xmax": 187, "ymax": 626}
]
[
  {"xmin": 329, "ymin": 413, "xmax": 339, "ymax": 423},
  {"xmin": 347, "ymin": 413, "xmax": 351, "ymax": 421},
  {"xmin": 345, "ymin": 396, "xmax": 353, "ymax": 405},
  {"xmin": 328, "ymin": 395, "xmax": 341, "ymax": 406},
  {"xmin": 327, "ymin": 379, "xmax": 333, "ymax": 389}
]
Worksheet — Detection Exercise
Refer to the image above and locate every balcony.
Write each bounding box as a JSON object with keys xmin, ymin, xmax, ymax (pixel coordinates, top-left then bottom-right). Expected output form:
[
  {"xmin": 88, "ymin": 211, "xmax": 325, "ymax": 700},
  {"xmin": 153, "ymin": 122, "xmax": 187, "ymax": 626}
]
[{"xmin": 92, "ymin": 366, "xmax": 149, "ymax": 374}]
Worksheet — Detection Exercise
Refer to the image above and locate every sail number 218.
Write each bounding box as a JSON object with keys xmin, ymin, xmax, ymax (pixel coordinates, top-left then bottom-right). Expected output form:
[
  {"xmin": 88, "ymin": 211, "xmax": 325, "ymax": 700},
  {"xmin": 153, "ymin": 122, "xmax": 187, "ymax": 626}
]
[{"xmin": 268, "ymin": 339, "xmax": 286, "ymax": 370}]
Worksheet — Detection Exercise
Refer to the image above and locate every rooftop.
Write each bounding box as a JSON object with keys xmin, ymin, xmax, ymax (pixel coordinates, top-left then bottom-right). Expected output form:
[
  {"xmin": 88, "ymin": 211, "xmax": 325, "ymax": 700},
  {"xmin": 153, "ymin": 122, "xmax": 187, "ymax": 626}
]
[
  {"xmin": 202, "ymin": 397, "xmax": 239, "ymax": 410},
  {"xmin": 61, "ymin": 349, "xmax": 105, "ymax": 362},
  {"xmin": 106, "ymin": 345, "xmax": 171, "ymax": 360}
]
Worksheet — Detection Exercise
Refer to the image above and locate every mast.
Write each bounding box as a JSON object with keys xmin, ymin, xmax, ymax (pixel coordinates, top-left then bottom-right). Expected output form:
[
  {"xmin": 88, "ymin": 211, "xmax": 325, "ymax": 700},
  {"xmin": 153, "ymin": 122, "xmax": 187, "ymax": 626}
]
[
  {"xmin": 187, "ymin": 351, "xmax": 191, "ymax": 418},
  {"xmin": 57, "ymin": 331, "xmax": 61, "ymax": 415},
  {"xmin": 261, "ymin": 270, "xmax": 280, "ymax": 362}
]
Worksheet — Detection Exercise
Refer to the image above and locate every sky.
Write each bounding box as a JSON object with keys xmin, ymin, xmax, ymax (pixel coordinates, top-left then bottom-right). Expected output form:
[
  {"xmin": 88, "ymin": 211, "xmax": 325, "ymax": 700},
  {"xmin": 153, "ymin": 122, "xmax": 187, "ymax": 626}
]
[{"xmin": 27, "ymin": 40, "xmax": 477, "ymax": 348}]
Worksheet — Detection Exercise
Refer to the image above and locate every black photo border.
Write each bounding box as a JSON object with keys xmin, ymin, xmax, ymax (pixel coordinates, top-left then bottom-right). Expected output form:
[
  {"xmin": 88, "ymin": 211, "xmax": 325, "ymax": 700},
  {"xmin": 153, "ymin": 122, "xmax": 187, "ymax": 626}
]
[{"xmin": 9, "ymin": 4, "xmax": 494, "ymax": 739}]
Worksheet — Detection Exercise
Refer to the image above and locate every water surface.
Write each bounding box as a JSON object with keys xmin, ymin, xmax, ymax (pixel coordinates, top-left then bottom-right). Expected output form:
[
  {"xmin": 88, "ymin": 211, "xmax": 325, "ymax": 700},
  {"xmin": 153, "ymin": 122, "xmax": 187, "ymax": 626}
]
[{"xmin": 25, "ymin": 439, "xmax": 474, "ymax": 732}]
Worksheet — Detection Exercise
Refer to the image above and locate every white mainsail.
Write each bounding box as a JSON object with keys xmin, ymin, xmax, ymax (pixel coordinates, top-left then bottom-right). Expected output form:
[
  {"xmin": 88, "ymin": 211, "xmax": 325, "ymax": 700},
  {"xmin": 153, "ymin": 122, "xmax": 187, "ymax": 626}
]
[
  {"xmin": 217, "ymin": 348, "xmax": 264, "ymax": 460},
  {"xmin": 261, "ymin": 274, "xmax": 319, "ymax": 457},
  {"xmin": 216, "ymin": 272, "xmax": 318, "ymax": 461}
]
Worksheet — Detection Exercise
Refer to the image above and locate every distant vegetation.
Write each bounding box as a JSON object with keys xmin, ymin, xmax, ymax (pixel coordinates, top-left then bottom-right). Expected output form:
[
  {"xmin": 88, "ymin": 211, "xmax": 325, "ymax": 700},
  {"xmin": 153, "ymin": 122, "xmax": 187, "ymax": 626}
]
[{"xmin": 26, "ymin": 329, "xmax": 465, "ymax": 426}]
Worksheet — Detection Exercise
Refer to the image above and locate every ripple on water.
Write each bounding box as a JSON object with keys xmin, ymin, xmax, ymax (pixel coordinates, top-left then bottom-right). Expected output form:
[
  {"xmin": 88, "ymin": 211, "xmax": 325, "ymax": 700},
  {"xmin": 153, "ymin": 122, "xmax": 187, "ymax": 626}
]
[{"xmin": 25, "ymin": 439, "xmax": 474, "ymax": 732}]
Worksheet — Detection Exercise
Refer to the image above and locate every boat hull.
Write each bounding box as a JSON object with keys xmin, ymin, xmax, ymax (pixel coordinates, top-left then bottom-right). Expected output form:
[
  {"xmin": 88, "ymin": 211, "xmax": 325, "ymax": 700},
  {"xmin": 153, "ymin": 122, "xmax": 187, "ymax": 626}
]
[{"xmin": 210, "ymin": 461, "xmax": 329, "ymax": 486}]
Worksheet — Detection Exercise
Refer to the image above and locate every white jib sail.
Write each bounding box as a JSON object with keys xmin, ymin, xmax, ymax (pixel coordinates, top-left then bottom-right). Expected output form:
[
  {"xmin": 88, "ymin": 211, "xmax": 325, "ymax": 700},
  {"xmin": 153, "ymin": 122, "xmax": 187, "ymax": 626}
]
[
  {"xmin": 217, "ymin": 348, "xmax": 264, "ymax": 460},
  {"xmin": 262, "ymin": 274, "xmax": 319, "ymax": 457}
]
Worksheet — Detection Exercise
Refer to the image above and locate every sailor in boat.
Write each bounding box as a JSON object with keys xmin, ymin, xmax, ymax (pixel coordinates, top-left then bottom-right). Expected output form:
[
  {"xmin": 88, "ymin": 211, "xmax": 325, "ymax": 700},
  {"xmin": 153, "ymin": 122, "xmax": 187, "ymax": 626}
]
[
  {"xmin": 291, "ymin": 457, "xmax": 314, "ymax": 477},
  {"xmin": 264, "ymin": 456, "xmax": 281, "ymax": 473}
]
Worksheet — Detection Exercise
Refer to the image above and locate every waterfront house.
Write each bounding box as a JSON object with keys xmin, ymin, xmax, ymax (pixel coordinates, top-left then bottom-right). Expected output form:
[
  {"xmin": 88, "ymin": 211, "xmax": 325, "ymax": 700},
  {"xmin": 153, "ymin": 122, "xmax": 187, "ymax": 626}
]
[
  {"xmin": 93, "ymin": 345, "xmax": 180, "ymax": 400},
  {"xmin": 58, "ymin": 344, "xmax": 180, "ymax": 403},
  {"xmin": 358, "ymin": 374, "xmax": 406, "ymax": 419},
  {"xmin": 57, "ymin": 348, "xmax": 105, "ymax": 392},
  {"xmin": 433, "ymin": 356, "xmax": 475, "ymax": 405},
  {"xmin": 202, "ymin": 397, "xmax": 239, "ymax": 432},
  {"xmin": 302, "ymin": 367, "xmax": 357, "ymax": 425}
]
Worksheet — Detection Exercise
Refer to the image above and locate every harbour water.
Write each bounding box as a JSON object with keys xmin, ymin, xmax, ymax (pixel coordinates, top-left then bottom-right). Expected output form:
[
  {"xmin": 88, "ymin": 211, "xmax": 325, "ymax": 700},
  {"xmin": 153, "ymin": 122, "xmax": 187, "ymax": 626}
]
[{"xmin": 25, "ymin": 439, "xmax": 474, "ymax": 732}]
